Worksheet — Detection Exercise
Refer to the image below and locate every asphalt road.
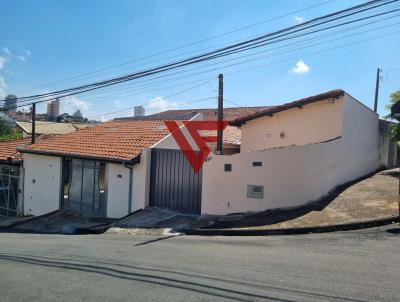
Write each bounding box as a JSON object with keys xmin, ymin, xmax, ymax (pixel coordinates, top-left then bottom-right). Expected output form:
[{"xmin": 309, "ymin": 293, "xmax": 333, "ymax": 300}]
[{"xmin": 0, "ymin": 226, "xmax": 399, "ymax": 302}]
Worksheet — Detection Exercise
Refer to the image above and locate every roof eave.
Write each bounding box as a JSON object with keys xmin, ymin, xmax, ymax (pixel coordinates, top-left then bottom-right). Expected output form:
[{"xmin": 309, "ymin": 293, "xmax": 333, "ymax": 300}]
[
  {"xmin": 230, "ymin": 89, "xmax": 345, "ymax": 127},
  {"xmin": 19, "ymin": 148, "xmax": 141, "ymax": 165}
]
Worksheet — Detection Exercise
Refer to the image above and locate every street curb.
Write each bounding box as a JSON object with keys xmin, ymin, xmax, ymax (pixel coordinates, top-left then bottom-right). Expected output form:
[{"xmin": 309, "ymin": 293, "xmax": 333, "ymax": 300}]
[{"xmin": 181, "ymin": 216, "xmax": 400, "ymax": 236}]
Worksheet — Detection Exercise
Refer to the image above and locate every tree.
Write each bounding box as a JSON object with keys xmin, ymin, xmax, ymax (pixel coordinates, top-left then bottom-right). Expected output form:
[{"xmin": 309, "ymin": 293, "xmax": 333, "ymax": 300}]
[
  {"xmin": 384, "ymin": 90, "xmax": 400, "ymax": 140},
  {"xmin": 0, "ymin": 118, "xmax": 12, "ymax": 136}
]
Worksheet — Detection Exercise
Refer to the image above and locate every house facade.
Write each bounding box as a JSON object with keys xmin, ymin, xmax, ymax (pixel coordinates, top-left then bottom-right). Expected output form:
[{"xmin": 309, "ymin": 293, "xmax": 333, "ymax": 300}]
[
  {"xmin": 17, "ymin": 90, "xmax": 396, "ymax": 218},
  {"xmin": 201, "ymin": 90, "xmax": 381, "ymax": 214}
]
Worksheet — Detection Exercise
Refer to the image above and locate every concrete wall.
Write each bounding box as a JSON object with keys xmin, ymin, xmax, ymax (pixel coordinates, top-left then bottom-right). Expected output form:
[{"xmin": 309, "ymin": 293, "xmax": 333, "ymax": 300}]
[
  {"xmin": 106, "ymin": 163, "xmax": 130, "ymax": 218},
  {"xmin": 201, "ymin": 94, "xmax": 379, "ymax": 215},
  {"xmin": 240, "ymin": 97, "xmax": 344, "ymax": 152},
  {"xmin": 23, "ymin": 153, "xmax": 61, "ymax": 216},
  {"xmin": 105, "ymin": 149, "xmax": 151, "ymax": 218},
  {"xmin": 338, "ymin": 93, "xmax": 379, "ymax": 182},
  {"xmin": 131, "ymin": 148, "xmax": 151, "ymax": 211}
]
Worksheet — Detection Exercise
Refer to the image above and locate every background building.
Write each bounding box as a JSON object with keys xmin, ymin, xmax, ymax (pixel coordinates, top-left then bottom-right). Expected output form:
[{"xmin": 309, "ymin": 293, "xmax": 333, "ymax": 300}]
[
  {"xmin": 4, "ymin": 95, "xmax": 17, "ymax": 114},
  {"xmin": 46, "ymin": 99, "xmax": 60, "ymax": 121},
  {"xmin": 134, "ymin": 105, "xmax": 145, "ymax": 117},
  {"xmin": 73, "ymin": 109, "xmax": 83, "ymax": 119}
]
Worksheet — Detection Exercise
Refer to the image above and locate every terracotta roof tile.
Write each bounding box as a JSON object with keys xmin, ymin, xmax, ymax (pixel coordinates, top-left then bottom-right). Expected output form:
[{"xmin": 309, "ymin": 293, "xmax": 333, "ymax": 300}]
[
  {"xmin": 22, "ymin": 120, "xmax": 179, "ymax": 162},
  {"xmin": 0, "ymin": 138, "xmax": 32, "ymax": 162},
  {"xmin": 202, "ymin": 126, "xmax": 241, "ymax": 145},
  {"xmin": 150, "ymin": 106, "xmax": 273, "ymax": 121}
]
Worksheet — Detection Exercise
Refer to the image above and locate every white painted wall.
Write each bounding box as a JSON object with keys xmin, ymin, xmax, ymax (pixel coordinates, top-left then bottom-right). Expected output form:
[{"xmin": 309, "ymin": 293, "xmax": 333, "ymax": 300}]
[
  {"xmin": 106, "ymin": 163, "xmax": 130, "ymax": 218},
  {"xmin": 240, "ymin": 97, "xmax": 344, "ymax": 152},
  {"xmin": 105, "ymin": 149, "xmax": 151, "ymax": 218},
  {"xmin": 131, "ymin": 148, "xmax": 151, "ymax": 211},
  {"xmin": 23, "ymin": 153, "xmax": 61, "ymax": 216},
  {"xmin": 201, "ymin": 93, "xmax": 379, "ymax": 215}
]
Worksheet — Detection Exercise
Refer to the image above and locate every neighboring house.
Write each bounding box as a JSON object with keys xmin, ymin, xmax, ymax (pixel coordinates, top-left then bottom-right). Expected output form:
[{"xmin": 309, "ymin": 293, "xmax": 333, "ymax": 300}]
[
  {"xmin": 17, "ymin": 90, "xmax": 395, "ymax": 218},
  {"xmin": 0, "ymin": 138, "xmax": 31, "ymax": 216},
  {"xmin": 378, "ymin": 119, "xmax": 398, "ymax": 168},
  {"xmin": 15, "ymin": 121, "xmax": 89, "ymax": 137},
  {"xmin": 115, "ymin": 106, "xmax": 273, "ymax": 122}
]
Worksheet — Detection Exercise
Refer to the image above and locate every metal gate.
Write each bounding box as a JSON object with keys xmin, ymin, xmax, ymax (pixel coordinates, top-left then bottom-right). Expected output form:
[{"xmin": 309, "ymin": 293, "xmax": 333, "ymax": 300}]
[
  {"xmin": 0, "ymin": 165, "xmax": 19, "ymax": 217},
  {"xmin": 149, "ymin": 149, "xmax": 202, "ymax": 214}
]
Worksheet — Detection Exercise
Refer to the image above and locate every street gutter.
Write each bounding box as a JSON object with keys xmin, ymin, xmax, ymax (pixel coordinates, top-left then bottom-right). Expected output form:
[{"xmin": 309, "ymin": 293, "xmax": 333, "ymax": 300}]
[{"xmin": 181, "ymin": 216, "xmax": 399, "ymax": 236}]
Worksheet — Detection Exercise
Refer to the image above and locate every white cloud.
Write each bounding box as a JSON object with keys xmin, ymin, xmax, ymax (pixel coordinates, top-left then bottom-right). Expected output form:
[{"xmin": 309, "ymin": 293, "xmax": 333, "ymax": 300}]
[
  {"xmin": 294, "ymin": 16, "xmax": 305, "ymax": 24},
  {"xmin": 148, "ymin": 96, "xmax": 178, "ymax": 113},
  {"xmin": 0, "ymin": 76, "xmax": 7, "ymax": 100},
  {"xmin": 0, "ymin": 56, "xmax": 6, "ymax": 70},
  {"xmin": 25, "ymin": 50, "xmax": 32, "ymax": 57},
  {"xmin": 63, "ymin": 96, "xmax": 92, "ymax": 112},
  {"xmin": 16, "ymin": 55, "xmax": 26, "ymax": 62},
  {"xmin": 98, "ymin": 115, "xmax": 108, "ymax": 122},
  {"xmin": 2, "ymin": 47, "xmax": 11, "ymax": 56},
  {"xmin": 291, "ymin": 59, "xmax": 310, "ymax": 74}
]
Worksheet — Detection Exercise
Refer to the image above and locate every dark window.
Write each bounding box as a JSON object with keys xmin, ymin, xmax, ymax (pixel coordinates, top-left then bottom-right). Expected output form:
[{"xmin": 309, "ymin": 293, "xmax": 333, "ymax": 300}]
[
  {"xmin": 253, "ymin": 161, "xmax": 262, "ymax": 167},
  {"xmin": 224, "ymin": 164, "xmax": 232, "ymax": 172}
]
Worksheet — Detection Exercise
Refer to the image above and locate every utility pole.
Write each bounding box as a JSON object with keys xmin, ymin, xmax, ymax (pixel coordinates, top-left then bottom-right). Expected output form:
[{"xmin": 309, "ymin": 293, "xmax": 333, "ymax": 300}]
[
  {"xmin": 216, "ymin": 74, "xmax": 223, "ymax": 155},
  {"xmin": 373, "ymin": 67, "xmax": 381, "ymax": 113},
  {"xmin": 31, "ymin": 103, "xmax": 36, "ymax": 144}
]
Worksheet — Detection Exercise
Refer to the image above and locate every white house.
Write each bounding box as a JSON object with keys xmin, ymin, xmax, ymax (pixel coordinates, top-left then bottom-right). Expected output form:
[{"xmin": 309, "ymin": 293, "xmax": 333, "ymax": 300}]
[
  {"xmin": 18, "ymin": 90, "xmax": 395, "ymax": 218},
  {"xmin": 18, "ymin": 113, "xmax": 243, "ymax": 218}
]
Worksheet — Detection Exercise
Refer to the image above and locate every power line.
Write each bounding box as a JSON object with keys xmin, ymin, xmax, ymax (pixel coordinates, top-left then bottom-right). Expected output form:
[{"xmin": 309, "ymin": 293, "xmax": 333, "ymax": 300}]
[
  {"xmin": 2, "ymin": 0, "xmax": 398, "ymax": 113},
  {"xmin": 38, "ymin": 10, "xmax": 400, "ymax": 104},
  {"xmin": 86, "ymin": 29, "xmax": 400, "ymax": 120},
  {"xmin": 4, "ymin": 0, "xmax": 395, "ymax": 105},
  {"xmin": 13, "ymin": 0, "xmax": 337, "ymax": 95}
]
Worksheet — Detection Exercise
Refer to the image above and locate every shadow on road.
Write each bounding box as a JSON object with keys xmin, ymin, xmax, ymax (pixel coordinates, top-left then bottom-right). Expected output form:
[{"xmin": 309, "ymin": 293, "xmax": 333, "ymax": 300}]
[
  {"xmin": 386, "ymin": 227, "xmax": 400, "ymax": 234},
  {"xmin": 0, "ymin": 252, "xmax": 366, "ymax": 302},
  {"xmin": 380, "ymin": 170, "xmax": 399, "ymax": 178}
]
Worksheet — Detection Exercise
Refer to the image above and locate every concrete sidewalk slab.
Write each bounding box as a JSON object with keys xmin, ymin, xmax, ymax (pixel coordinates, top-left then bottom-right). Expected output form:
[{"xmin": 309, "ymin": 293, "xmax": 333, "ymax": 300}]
[{"xmin": 5, "ymin": 210, "xmax": 115, "ymax": 234}]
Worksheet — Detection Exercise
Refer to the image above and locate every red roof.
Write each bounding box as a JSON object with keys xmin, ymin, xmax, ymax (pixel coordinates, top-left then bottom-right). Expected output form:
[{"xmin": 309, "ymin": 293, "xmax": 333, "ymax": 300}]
[
  {"xmin": 150, "ymin": 106, "xmax": 273, "ymax": 121},
  {"xmin": 231, "ymin": 90, "xmax": 345, "ymax": 126},
  {"xmin": 0, "ymin": 137, "xmax": 32, "ymax": 163},
  {"xmin": 21, "ymin": 120, "xmax": 180, "ymax": 162}
]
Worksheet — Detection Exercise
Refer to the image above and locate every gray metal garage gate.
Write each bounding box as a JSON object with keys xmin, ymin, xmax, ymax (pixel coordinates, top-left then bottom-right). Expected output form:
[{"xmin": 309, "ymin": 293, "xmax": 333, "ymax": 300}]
[{"xmin": 149, "ymin": 149, "xmax": 202, "ymax": 214}]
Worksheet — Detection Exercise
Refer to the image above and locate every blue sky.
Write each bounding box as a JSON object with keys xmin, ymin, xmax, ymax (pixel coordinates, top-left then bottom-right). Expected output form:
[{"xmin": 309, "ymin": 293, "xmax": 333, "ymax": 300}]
[{"xmin": 0, "ymin": 0, "xmax": 399, "ymax": 120}]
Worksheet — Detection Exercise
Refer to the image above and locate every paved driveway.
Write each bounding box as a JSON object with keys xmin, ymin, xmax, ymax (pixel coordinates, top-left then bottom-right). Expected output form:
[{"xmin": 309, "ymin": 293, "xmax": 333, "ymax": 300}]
[{"xmin": 0, "ymin": 226, "xmax": 399, "ymax": 301}]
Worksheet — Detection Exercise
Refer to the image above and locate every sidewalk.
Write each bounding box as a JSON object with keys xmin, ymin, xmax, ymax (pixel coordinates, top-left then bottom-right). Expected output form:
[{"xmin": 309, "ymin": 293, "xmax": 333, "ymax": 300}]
[
  {"xmin": 1, "ymin": 210, "xmax": 115, "ymax": 234},
  {"xmin": 110, "ymin": 168, "xmax": 399, "ymax": 235}
]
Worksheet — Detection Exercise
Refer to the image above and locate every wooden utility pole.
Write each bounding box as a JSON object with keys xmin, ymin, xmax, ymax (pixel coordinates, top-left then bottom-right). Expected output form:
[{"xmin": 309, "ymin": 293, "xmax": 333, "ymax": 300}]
[
  {"xmin": 373, "ymin": 67, "xmax": 381, "ymax": 113},
  {"xmin": 31, "ymin": 103, "xmax": 36, "ymax": 144},
  {"xmin": 216, "ymin": 74, "xmax": 224, "ymax": 155}
]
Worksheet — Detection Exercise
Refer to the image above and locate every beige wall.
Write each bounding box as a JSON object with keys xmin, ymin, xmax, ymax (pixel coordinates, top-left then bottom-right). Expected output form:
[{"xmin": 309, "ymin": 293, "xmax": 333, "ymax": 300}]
[
  {"xmin": 23, "ymin": 153, "xmax": 61, "ymax": 216},
  {"xmin": 131, "ymin": 148, "xmax": 151, "ymax": 211},
  {"xmin": 240, "ymin": 97, "xmax": 344, "ymax": 153},
  {"xmin": 201, "ymin": 94, "xmax": 379, "ymax": 215}
]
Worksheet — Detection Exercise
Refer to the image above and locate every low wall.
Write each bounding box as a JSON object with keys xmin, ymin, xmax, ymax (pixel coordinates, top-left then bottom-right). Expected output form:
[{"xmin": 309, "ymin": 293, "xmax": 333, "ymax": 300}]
[{"xmin": 201, "ymin": 137, "xmax": 377, "ymax": 215}]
